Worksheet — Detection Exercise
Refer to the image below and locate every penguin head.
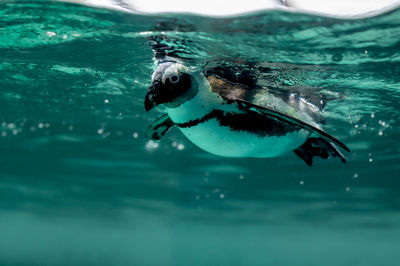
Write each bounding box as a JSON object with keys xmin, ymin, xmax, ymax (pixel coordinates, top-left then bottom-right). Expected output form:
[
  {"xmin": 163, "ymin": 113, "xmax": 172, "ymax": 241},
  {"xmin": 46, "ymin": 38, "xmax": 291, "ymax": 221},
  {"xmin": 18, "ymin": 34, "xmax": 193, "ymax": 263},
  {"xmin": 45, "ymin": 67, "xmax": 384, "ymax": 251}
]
[{"xmin": 145, "ymin": 62, "xmax": 197, "ymax": 111}]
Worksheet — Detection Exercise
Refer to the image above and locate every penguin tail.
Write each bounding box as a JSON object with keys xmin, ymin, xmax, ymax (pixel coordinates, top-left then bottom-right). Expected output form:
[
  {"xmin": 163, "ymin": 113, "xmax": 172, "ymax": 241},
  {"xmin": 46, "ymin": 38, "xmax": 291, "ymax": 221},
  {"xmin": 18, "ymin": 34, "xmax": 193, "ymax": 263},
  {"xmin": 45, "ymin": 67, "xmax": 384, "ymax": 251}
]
[{"xmin": 293, "ymin": 137, "xmax": 347, "ymax": 166}]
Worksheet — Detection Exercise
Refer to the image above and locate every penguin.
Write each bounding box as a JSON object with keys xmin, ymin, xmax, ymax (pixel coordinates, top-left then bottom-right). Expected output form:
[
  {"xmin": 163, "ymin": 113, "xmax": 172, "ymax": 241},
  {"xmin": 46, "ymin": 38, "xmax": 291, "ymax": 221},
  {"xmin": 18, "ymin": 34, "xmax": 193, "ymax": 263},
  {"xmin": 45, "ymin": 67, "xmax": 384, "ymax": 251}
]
[{"xmin": 143, "ymin": 60, "xmax": 350, "ymax": 166}]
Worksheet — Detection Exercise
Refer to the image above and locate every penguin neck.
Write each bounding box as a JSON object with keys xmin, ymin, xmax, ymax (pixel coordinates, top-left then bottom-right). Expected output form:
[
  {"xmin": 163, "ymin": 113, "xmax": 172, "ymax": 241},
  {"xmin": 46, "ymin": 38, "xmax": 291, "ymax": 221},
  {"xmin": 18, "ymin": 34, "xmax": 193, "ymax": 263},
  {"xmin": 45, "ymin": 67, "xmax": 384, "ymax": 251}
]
[{"xmin": 166, "ymin": 75, "xmax": 223, "ymax": 124}]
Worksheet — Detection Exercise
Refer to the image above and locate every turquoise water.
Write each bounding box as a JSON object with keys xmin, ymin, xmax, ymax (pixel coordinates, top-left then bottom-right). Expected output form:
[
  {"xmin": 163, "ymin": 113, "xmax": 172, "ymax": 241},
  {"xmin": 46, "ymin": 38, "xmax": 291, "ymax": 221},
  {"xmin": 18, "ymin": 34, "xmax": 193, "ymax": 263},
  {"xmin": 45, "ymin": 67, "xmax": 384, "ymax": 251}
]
[{"xmin": 1, "ymin": 1, "xmax": 400, "ymax": 265}]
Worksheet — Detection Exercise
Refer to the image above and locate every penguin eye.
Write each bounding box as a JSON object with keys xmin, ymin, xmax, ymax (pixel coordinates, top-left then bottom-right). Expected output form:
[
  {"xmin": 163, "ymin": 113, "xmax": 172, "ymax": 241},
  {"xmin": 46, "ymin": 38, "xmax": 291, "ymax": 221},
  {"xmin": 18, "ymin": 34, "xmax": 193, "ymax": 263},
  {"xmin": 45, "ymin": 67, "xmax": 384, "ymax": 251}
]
[{"xmin": 169, "ymin": 75, "xmax": 180, "ymax": 84}]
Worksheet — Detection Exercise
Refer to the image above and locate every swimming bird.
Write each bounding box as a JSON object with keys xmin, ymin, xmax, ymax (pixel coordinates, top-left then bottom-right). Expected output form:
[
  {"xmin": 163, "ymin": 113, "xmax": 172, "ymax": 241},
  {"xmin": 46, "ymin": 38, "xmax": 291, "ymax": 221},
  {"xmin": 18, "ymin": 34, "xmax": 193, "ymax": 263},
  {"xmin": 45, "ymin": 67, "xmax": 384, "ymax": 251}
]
[{"xmin": 144, "ymin": 60, "xmax": 350, "ymax": 166}]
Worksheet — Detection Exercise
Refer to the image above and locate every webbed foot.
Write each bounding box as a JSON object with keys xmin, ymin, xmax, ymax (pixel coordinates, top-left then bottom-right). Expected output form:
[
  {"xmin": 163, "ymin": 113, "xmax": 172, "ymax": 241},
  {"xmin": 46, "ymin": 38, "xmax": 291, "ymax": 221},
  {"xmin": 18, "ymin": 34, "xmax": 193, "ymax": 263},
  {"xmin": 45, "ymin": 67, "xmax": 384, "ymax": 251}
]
[
  {"xmin": 294, "ymin": 137, "xmax": 347, "ymax": 166},
  {"xmin": 145, "ymin": 114, "xmax": 175, "ymax": 140}
]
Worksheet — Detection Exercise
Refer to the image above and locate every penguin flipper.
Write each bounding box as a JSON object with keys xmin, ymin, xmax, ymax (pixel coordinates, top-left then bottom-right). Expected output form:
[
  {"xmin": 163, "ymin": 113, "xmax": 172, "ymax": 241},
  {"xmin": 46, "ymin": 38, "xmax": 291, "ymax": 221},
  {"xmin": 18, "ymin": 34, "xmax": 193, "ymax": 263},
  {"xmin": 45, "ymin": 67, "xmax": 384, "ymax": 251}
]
[
  {"xmin": 145, "ymin": 114, "xmax": 175, "ymax": 140},
  {"xmin": 294, "ymin": 137, "xmax": 347, "ymax": 166},
  {"xmin": 230, "ymin": 99, "xmax": 350, "ymax": 152}
]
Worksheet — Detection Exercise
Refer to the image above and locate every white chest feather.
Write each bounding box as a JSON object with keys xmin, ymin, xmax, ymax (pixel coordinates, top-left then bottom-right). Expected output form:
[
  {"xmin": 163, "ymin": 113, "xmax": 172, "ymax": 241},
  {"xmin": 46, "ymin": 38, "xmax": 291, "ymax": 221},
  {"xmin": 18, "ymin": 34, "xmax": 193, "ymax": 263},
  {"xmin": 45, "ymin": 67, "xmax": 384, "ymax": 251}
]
[{"xmin": 179, "ymin": 119, "xmax": 308, "ymax": 157}]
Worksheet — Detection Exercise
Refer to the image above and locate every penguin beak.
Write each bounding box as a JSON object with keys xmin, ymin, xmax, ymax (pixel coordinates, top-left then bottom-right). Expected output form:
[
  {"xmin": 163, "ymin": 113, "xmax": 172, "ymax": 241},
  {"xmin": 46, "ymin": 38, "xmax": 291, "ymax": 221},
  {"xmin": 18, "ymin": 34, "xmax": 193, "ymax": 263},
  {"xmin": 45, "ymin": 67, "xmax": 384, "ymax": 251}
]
[{"xmin": 144, "ymin": 81, "xmax": 162, "ymax": 111}]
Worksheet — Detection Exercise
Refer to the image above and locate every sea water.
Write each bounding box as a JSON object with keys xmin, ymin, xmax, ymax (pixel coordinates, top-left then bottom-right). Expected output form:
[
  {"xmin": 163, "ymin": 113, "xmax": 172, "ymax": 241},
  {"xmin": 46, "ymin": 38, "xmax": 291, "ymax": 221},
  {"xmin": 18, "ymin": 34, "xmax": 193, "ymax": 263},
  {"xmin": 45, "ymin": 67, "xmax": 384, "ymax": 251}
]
[{"xmin": 0, "ymin": 1, "xmax": 400, "ymax": 265}]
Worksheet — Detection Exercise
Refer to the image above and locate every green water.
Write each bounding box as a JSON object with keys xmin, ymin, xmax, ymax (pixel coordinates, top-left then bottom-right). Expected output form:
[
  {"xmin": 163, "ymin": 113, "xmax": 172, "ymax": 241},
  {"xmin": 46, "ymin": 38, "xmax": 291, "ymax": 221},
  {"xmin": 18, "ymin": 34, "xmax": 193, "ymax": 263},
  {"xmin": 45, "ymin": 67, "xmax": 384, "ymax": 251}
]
[{"xmin": 1, "ymin": 1, "xmax": 400, "ymax": 265}]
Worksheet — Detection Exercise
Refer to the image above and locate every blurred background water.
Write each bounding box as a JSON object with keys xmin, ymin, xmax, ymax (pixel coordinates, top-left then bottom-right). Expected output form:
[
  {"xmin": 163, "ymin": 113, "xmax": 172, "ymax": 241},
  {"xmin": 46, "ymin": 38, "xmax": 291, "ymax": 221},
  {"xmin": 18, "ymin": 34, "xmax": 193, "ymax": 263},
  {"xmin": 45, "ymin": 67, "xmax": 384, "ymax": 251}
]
[{"xmin": 0, "ymin": 1, "xmax": 400, "ymax": 265}]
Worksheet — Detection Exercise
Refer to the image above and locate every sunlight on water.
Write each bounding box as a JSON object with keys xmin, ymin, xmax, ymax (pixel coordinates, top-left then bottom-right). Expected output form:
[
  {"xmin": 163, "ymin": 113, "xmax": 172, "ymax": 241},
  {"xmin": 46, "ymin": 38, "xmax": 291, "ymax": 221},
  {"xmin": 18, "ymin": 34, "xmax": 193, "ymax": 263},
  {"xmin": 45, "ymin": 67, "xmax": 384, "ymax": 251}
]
[{"xmin": 0, "ymin": 1, "xmax": 400, "ymax": 265}]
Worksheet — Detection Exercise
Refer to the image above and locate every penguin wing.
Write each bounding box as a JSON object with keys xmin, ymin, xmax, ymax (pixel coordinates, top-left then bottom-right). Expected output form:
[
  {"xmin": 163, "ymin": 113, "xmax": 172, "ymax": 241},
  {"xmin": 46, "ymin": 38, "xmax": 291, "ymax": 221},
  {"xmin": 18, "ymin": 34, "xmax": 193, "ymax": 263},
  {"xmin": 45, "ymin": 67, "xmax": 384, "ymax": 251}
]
[
  {"xmin": 203, "ymin": 63, "xmax": 329, "ymax": 124},
  {"xmin": 229, "ymin": 98, "xmax": 350, "ymax": 152}
]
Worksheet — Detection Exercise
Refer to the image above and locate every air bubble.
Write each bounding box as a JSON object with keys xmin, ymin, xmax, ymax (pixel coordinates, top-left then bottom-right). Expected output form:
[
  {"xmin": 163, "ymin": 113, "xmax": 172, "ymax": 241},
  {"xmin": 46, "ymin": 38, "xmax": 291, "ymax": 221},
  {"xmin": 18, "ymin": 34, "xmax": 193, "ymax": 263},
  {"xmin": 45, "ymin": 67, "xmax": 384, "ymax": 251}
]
[
  {"xmin": 101, "ymin": 131, "xmax": 111, "ymax": 138},
  {"xmin": 177, "ymin": 144, "xmax": 185, "ymax": 150},
  {"xmin": 145, "ymin": 140, "xmax": 159, "ymax": 150}
]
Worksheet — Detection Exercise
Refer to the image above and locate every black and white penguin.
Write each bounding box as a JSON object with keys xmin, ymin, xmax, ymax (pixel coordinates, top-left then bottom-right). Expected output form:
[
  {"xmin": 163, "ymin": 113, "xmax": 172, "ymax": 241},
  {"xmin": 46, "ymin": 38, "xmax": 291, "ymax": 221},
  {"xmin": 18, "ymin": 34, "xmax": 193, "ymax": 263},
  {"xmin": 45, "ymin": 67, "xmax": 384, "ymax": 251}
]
[{"xmin": 144, "ymin": 60, "xmax": 350, "ymax": 166}]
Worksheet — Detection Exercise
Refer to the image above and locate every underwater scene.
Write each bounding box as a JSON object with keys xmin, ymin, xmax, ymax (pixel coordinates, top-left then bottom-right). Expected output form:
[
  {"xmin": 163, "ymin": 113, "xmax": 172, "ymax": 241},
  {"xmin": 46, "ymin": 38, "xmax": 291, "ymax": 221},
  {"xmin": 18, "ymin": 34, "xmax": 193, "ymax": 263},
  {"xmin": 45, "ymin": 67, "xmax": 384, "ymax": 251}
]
[{"xmin": 0, "ymin": 0, "xmax": 400, "ymax": 265}]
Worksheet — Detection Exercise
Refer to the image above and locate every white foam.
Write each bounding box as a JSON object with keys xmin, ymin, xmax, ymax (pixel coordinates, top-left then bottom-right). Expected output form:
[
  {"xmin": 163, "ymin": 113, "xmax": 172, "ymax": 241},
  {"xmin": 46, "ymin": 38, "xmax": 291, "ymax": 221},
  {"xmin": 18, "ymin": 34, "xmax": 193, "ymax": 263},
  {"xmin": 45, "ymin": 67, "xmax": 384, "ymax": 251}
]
[{"xmin": 58, "ymin": 0, "xmax": 400, "ymax": 18}]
